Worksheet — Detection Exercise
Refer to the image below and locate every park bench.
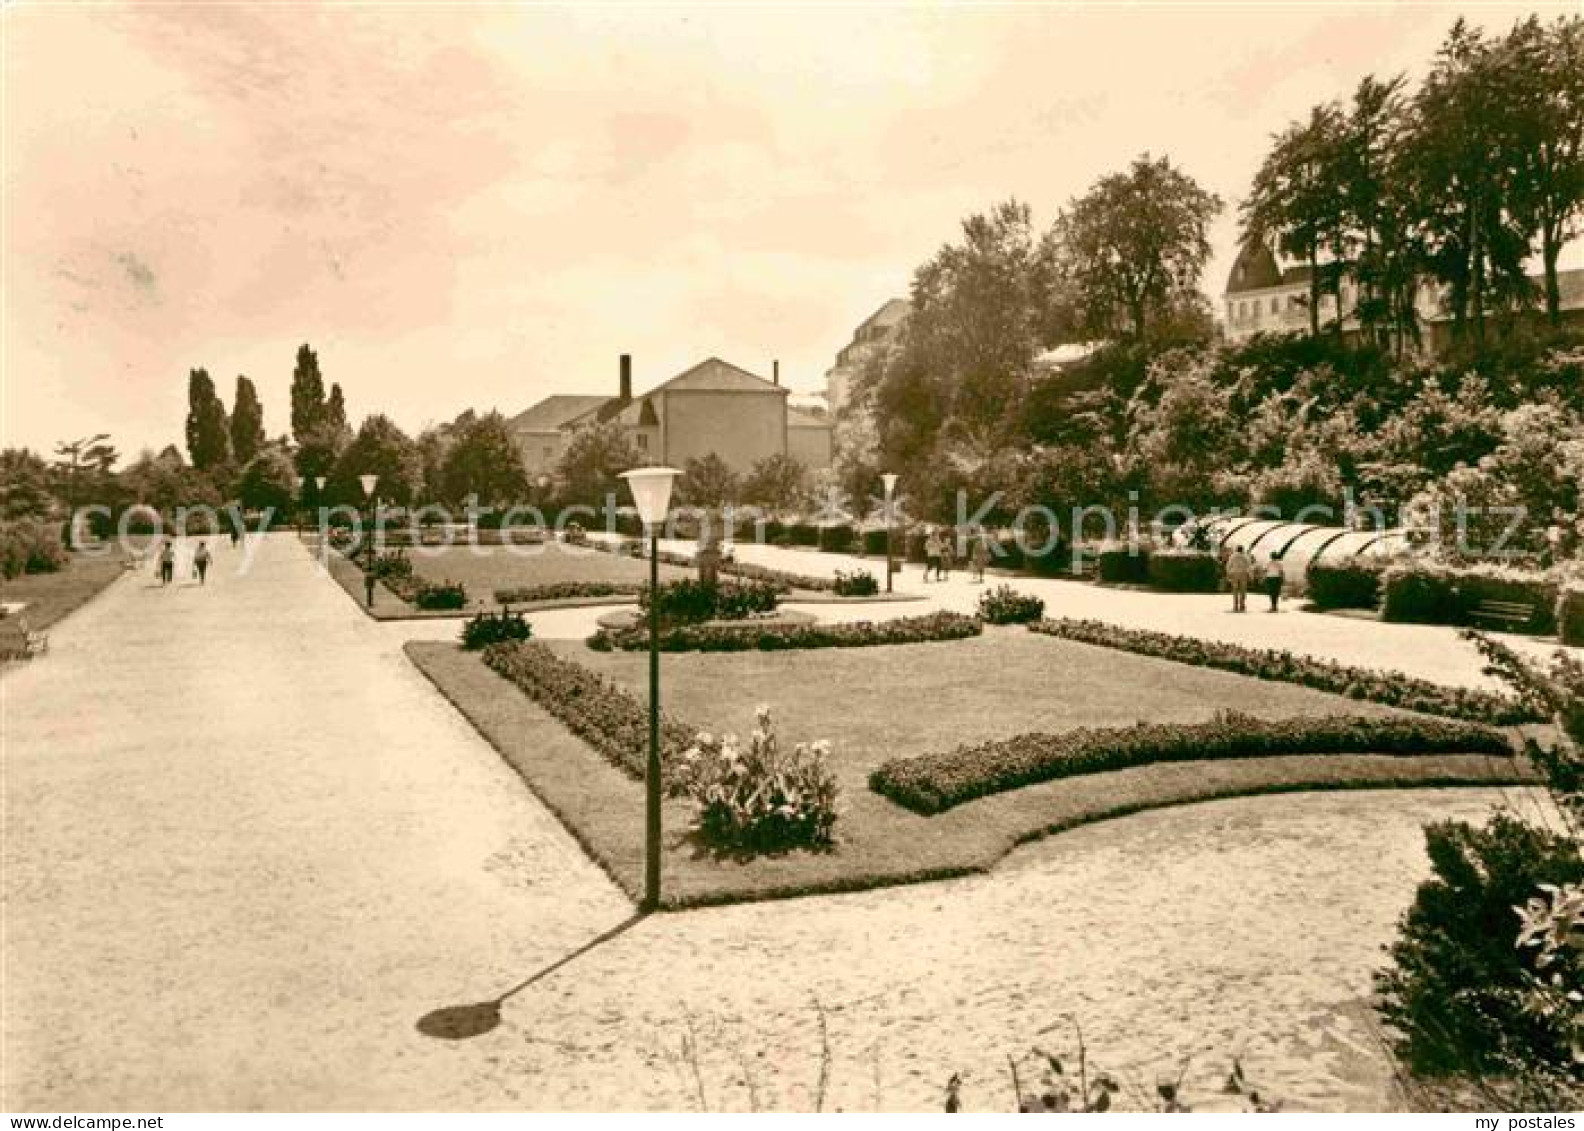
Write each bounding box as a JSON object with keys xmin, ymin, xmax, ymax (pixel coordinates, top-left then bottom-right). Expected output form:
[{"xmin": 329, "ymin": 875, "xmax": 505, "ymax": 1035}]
[{"xmin": 1469, "ymin": 599, "xmax": 1535, "ymax": 633}]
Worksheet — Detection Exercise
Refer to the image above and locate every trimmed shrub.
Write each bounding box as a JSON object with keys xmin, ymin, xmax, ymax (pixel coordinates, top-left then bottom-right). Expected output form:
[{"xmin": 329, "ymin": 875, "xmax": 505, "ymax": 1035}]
[
  {"xmin": 589, "ymin": 610, "xmax": 983, "ymax": 653},
  {"xmin": 1561, "ymin": 585, "xmax": 1584, "ymax": 647},
  {"xmin": 1146, "ymin": 549, "xmax": 1220, "ymax": 593},
  {"xmin": 676, "ymin": 706, "xmax": 839, "ymax": 853},
  {"xmin": 0, "ymin": 519, "xmax": 68, "ymax": 579},
  {"xmin": 482, "ymin": 641, "xmax": 695, "ymax": 789},
  {"xmin": 832, "ymin": 569, "xmax": 879, "ymax": 597},
  {"xmin": 1307, "ymin": 560, "xmax": 1385, "ymax": 610},
  {"xmin": 638, "ymin": 578, "xmax": 779, "ymax": 624},
  {"xmin": 861, "ymin": 527, "xmax": 890, "ymax": 556},
  {"xmin": 493, "ymin": 581, "xmax": 642, "ymax": 604},
  {"xmin": 369, "ymin": 551, "xmax": 413, "ymax": 581},
  {"xmin": 1096, "ymin": 542, "xmax": 1150, "ymax": 584},
  {"xmin": 1027, "ymin": 617, "xmax": 1541, "ymax": 725},
  {"xmin": 872, "ymin": 711, "xmax": 1514, "ymax": 814},
  {"xmin": 461, "ymin": 608, "xmax": 532, "ymax": 650},
  {"xmin": 787, "ymin": 522, "xmax": 819, "ymax": 547},
  {"xmin": 414, "ymin": 580, "xmax": 467, "ymax": 610},
  {"xmin": 1382, "ymin": 561, "xmax": 1559, "ymax": 635},
  {"xmin": 977, "ymin": 584, "xmax": 1045, "ymax": 625},
  {"xmin": 1375, "ymin": 814, "xmax": 1584, "ymax": 1077},
  {"xmin": 818, "ymin": 523, "xmax": 856, "ymax": 554}
]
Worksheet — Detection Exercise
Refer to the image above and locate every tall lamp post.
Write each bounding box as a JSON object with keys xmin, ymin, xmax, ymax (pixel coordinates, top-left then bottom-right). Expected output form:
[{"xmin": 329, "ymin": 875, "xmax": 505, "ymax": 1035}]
[
  {"xmin": 881, "ymin": 473, "xmax": 899, "ymax": 594},
  {"xmin": 359, "ymin": 474, "xmax": 379, "ymax": 607},
  {"xmin": 293, "ymin": 476, "xmax": 305, "ymax": 536},
  {"xmin": 619, "ymin": 466, "xmax": 681, "ymax": 912}
]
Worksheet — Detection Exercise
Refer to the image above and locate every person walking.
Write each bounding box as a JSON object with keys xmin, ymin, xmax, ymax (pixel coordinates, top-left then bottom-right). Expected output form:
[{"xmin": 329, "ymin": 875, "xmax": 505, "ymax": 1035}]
[
  {"xmin": 194, "ymin": 541, "xmax": 212, "ymax": 586},
  {"xmin": 939, "ymin": 528, "xmax": 953, "ymax": 581},
  {"xmin": 1224, "ymin": 544, "xmax": 1252, "ymax": 612},
  {"xmin": 229, "ymin": 524, "xmax": 241, "ymax": 550},
  {"xmin": 971, "ymin": 531, "xmax": 990, "ymax": 583},
  {"xmin": 1264, "ymin": 551, "xmax": 1286, "ymax": 612},
  {"xmin": 923, "ymin": 527, "xmax": 940, "ymax": 583},
  {"xmin": 158, "ymin": 541, "xmax": 175, "ymax": 587}
]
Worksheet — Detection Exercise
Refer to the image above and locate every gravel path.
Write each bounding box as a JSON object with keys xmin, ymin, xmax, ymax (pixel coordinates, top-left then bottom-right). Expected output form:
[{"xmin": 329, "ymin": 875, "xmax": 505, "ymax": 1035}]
[{"xmin": 2, "ymin": 534, "xmax": 1538, "ymax": 1110}]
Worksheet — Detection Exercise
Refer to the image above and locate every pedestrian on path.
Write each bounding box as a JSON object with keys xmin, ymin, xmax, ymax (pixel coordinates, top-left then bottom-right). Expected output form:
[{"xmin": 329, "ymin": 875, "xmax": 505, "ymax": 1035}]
[
  {"xmin": 1225, "ymin": 545, "xmax": 1252, "ymax": 612},
  {"xmin": 158, "ymin": 541, "xmax": 175, "ymax": 587},
  {"xmin": 971, "ymin": 531, "xmax": 990, "ymax": 583},
  {"xmin": 923, "ymin": 527, "xmax": 941, "ymax": 582},
  {"xmin": 229, "ymin": 525, "xmax": 241, "ymax": 550},
  {"xmin": 939, "ymin": 529, "xmax": 953, "ymax": 581},
  {"xmin": 1264, "ymin": 552, "xmax": 1286, "ymax": 612},
  {"xmin": 194, "ymin": 541, "xmax": 212, "ymax": 586}
]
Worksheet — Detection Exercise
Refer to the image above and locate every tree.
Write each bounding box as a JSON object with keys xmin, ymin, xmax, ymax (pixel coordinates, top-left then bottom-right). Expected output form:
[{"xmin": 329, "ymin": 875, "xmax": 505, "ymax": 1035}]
[
  {"xmin": 553, "ymin": 420, "xmax": 638, "ymax": 510},
  {"xmin": 236, "ymin": 448, "xmax": 298, "ymax": 514},
  {"xmin": 0, "ymin": 448, "xmax": 56, "ymax": 520},
  {"xmin": 184, "ymin": 368, "xmax": 230, "ymax": 471},
  {"xmin": 52, "ymin": 433, "xmax": 118, "ymax": 548},
  {"xmin": 1055, "ymin": 154, "xmax": 1222, "ymax": 341},
  {"xmin": 676, "ymin": 453, "xmax": 740, "ymax": 510},
  {"xmin": 289, "ymin": 344, "xmax": 327, "ymax": 444},
  {"xmin": 329, "ymin": 415, "xmax": 422, "ymax": 507},
  {"xmin": 741, "ymin": 453, "xmax": 811, "ymax": 515},
  {"xmin": 439, "ymin": 411, "xmax": 530, "ymax": 510},
  {"xmin": 230, "ymin": 375, "xmax": 265, "ymax": 465},
  {"xmin": 324, "ymin": 383, "xmax": 350, "ymax": 444}
]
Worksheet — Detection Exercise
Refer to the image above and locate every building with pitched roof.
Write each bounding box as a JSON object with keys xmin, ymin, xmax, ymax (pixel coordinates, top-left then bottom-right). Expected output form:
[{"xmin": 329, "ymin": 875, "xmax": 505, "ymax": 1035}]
[
  {"xmin": 509, "ymin": 355, "xmax": 833, "ymax": 477},
  {"xmin": 823, "ymin": 297, "xmax": 909, "ymax": 414}
]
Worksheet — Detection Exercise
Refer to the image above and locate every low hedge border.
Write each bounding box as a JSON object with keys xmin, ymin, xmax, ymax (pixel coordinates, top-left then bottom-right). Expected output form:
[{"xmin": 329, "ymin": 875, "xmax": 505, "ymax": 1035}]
[
  {"xmin": 1380, "ymin": 560, "xmax": 1560, "ymax": 635},
  {"xmin": 1307, "ymin": 560, "xmax": 1386, "ymax": 610},
  {"xmin": 583, "ymin": 537, "xmax": 839, "ymax": 592},
  {"xmin": 493, "ymin": 581, "xmax": 644, "ymax": 604},
  {"xmin": 1027, "ymin": 617, "xmax": 1542, "ymax": 725},
  {"xmin": 482, "ymin": 640, "xmax": 696, "ymax": 790},
  {"xmin": 588, "ymin": 610, "xmax": 983, "ymax": 653},
  {"xmin": 870, "ymin": 711, "xmax": 1516, "ymax": 815}
]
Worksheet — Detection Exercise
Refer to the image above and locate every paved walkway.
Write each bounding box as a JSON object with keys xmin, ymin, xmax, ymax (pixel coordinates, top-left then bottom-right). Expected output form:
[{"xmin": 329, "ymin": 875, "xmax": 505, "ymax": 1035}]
[{"xmin": 1, "ymin": 534, "xmax": 1544, "ymax": 1110}]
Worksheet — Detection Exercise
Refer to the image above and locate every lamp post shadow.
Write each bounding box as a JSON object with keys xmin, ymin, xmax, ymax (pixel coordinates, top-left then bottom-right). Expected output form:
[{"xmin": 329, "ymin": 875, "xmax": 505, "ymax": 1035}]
[{"xmin": 416, "ymin": 911, "xmax": 648, "ymax": 1041}]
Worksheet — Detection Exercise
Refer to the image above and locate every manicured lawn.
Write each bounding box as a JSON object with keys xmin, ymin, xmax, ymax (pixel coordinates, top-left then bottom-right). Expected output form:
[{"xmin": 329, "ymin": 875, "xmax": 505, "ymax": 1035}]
[
  {"xmin": 0, "ymin": 551, "xmax": 129, "ymax": 654},
  {"xmin": 408, "ymin": 628, "xmax": 1531, "ymax": 908}
]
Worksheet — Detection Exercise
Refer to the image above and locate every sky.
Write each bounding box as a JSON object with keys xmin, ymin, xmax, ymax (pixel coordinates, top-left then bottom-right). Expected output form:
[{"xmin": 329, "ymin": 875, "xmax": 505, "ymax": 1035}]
[{"xmin": 4, "ymin": 1, "xmax": 1578, "ymax": 461}]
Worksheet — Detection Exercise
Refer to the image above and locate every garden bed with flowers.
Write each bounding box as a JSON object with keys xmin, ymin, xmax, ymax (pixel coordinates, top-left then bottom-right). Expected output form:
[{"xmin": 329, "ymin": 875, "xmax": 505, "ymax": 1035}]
[{"xmin": 404, "ymin": 627, "xmax": 1534, "ymax": 907}]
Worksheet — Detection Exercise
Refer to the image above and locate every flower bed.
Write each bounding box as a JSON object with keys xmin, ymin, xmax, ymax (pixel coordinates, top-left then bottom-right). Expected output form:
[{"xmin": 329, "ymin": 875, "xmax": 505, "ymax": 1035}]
[
  {"xmin": 461, "ymin": 608, "xmax": 532, "ymax": 650},
  {"xmin": 589, "ymin": 610, "xmax": 983, "ymax": 653},
  {"xmin": 871, "ymin": 711, "xmax": 1515, "ymax": 814},
  {"xmin": 583, "ymin": 537, "xmax": 839, "ymax": 592},
  {"xmin": 977, "ymin": 584, "xmax": 1045, "ymax": 624},
  {"xmin": 482, "ymin": 641, "xmax": 696, "ymax": 789},
  {"xmin": 832, "ymin": 569, "xmax": 879, "ymax": 597},
  {"xmin": 1027, "ymin": 617, "xmax": 1541, "ymax": 724},
  {"xmin": 413, "ymin": 579, "xmax": 467, "ymax": 610},
  {"xmin": 638, "ymin": 578, "xmax": 779, "ymax": 623},
  {"xmin": 493, "ymin": 581, "xmax": 644, "ymax": 604}
]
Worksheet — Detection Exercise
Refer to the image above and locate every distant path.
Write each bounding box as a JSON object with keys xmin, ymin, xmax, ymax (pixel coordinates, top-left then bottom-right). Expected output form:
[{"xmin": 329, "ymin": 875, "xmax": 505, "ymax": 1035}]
[{"xmin": 2, "ymin": 534, "xmax": 1538, "ymax": 1109}]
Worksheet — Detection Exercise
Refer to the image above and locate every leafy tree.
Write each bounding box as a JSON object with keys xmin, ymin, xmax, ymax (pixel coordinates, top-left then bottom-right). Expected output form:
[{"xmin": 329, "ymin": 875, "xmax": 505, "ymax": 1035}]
[
  {"xmin": 0, "ymin": 448, "xmax": 55, "ymax": 520},
  {"xmin": 741, "ymin": 453, "xmax": 811, "ymax": 515},
  {"xmin": 230, "ymin": 375, "xmax": 265, "ymax": 465},
  {"xmin": 184, "ymin": 369, "xmax": 230, "ymax": 471},
  {"xmin": 329, "ymin": 415, "xmax": 423, "ymax": 507},
  {"xmin": 289, "ymin": 344, "xmax": 327, "ymax": 444},
  {"xmin": 1055, "ymin": 154, "xmax": 1222, "ymax": 341},
  {"xmin": 52, "ymin": 433, "xmax": 118, "ymax": 547},
  {"xmin": 553, "ymin": 420, "xmax": 638, "ymax": 510},
  {"xmin": 236, "ymin": 448, "xmax": 297, "ymax": 514},
  {"xmin": 324, "ymin": 383, "xmax": 351, "ymax": 445},
  {"xmin": 676, "ymin": 453, "xmax": 739, "ymax": 509},
  {"xmin": 439, "ymin": 411, "xmax": 529, "ymax": 510}
]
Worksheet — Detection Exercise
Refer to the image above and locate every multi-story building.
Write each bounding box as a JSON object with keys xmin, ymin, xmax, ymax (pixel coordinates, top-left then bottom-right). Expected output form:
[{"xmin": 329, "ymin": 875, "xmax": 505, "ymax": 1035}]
[{"xmin": 823, "ymin": 298, "xmax": 909, "ymax": 414}]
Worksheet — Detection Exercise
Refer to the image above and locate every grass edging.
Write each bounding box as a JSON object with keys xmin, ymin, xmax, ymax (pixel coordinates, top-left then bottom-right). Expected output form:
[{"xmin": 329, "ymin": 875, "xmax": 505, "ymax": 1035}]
[{"xmin": 404, "ymin": 640, "xmax": 1537, "ymax": 911}]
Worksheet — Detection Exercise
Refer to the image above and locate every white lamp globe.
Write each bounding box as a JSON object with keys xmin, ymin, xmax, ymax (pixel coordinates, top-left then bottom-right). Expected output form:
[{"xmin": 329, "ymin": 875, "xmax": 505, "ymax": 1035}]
[
  {"xmin": 881, "ymin": 472, "xmax": 899, "ymax": 498},
  {"xmin": 358, "ymin": 474, "xmax": 378, "ymax": 498},
  {"xmin": 619, "ymin": 467, "xmax": 681, "ymax": 527}
]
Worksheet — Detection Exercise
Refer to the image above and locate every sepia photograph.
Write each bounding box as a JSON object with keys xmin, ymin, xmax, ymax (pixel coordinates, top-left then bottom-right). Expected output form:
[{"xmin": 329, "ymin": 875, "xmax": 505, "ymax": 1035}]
[{"xmin": 3, "ymin": 0, "xmax": 1583, "ymax": 1117}]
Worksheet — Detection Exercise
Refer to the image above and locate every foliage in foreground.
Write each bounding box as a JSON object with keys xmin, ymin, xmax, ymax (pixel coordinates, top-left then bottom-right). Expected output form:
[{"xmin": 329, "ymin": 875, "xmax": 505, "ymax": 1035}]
[
  {"xmin": 0, "ymin": 518, "xmax": 67, "ymax": 580},
  {"xmin": 871, "ymin": 710, "xmax": 1513, "ymax": 815},
  {"xmin": 675, "ymin": 706, "xmax": 839, "ymax": 854},
  {"xmin": 460, "ymin": 608, "xmax": 531, "ymax": 651},
  {"xmin": 1027, "ymin": 617, "xmax": 1541, "ymax": 724},
  {"xmin": 588, "ymin": 611, "xmax": 983, "ymax": 653},
  {"xmin": 976, "ymin": 584, "xmax": 1046, "ymax": 625}
]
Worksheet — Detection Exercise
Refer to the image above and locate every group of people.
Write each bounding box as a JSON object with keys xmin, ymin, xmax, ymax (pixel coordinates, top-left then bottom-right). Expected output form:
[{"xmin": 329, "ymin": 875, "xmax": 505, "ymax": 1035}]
[
  {"xmin": 152, "ymin": 535, "xmax": 227, "ymax": 587},
  {"xmin": 1222, "ymin": 544, "xmax": 1285, "ymax": 612},
  {"xmin": 920, "ymin": 527, "xmax": 992, "ymax": 583}
]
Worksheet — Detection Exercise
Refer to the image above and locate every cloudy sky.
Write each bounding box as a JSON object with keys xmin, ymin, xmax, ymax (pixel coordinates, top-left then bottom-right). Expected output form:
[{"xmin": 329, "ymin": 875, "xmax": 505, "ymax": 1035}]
[{"xmin": 4, "ymin": 2, "xmax": 1575, "ymax": 459}]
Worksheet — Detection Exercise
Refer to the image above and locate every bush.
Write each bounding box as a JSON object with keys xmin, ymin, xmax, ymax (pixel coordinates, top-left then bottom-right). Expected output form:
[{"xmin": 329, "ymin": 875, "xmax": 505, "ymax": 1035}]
[
  {"xmin": 369, "ymin": 551, "xmax": 413, "ymax": 581},
  {"xmin": 493, "ymin": 581, "xmax": 642, "ymax": 604},
  {"xmin": 589, "ymin": 610, "xmax": 983, "ymax": 653},
  {"xmin": 861, "ymin": 527, "xmax": 890, "ymax": 556},
  {"xmin": 461, "ymin": 608, "xmax": 532, "ymax": 650},
  {"xmin": 787, "ymin": 522, "xmax": 819, "ymax": 547},
  {"xmin": 832, "ymin": 569, "xmax": 879, "ymax": 597},
  {"xmin": 0, "ymin": 519, "xmax": 67, "ymax": 579},
  {"xmin": 1307, "ymin": 560, "xmax": 1386, "ymax": 610},
  {"xmin": 1146, "ymin": 549, "xmax": 1220, "ymax": 592},
  {"xmin": 638, "ymin": 578, "xmax": 779, "ymax": 624},
  {"xmin": 1561, "ymin": 586, "xmax": 1584, "ymax": 647},
  {"xmin": 818, "ymin": 523, "xmax": 856, "ymax": 553},
  {"xmin": 872, "ymin": 711, "xmax": 1513, "ymax": 814},
  {"xmin": 1027, "ymin": 617, "xmax": 1541, "ymax": 724},
  {"xmin": 977, "ymin": 584, "xmax": 1045, "ymax": 624},
  {"xmin": 482, "ymin": 641, "xmax": 695, "ymax": 789},
  {"xmin": 1382, "ymin": 561, "xmax": 1559, "ymax": 635},
  {"xmin": 676, "ymin": 706, "xmax": 839, "ymax": 853},
  {"xmin": 1375, "ymin": 815, "xmax": 1584, "ymax": 1078},
  {"xmin": 1096, "ymin": 542, "xmax": 1150, "ymax": 584},
  {"xmin": 414, "ymin": 580, "xmax": 467, "ymax": 610}
]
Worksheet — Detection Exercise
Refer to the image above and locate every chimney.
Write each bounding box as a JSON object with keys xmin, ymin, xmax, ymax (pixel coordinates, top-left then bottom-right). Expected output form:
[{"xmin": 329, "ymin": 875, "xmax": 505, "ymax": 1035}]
[
  {"xmin": 619, "ymin": 354, "xmax": 632, "ymax": 401},
  {"xmin": 772, "ymin": 359, "xmax": 780, "ymax": 386}
]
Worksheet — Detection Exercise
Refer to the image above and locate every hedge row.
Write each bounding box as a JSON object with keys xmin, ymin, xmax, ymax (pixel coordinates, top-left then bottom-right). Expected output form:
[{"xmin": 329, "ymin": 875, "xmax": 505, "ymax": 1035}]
[
  {"xmin": 1144, "ymin": 549, "xmax": 1220, "ymax": 592},
  {"xmin": 1562, "ymin": 586, "xmax": 1584, "ymax": 647},
  {"xmin": 871, "ymin": 711, "xmax": 1515, "ymax": 814},
  {"xmin": 1381, "ymin": 561, "xmax": 1559, "ymax": 635},
  {"xmin": 1307, "ymin": 560, "xmax": 1386, "ymax": 610},
  {"xmin": 493, "ymin": 581, "xmax": 643, "ymax": 604},
  {"xmin": 1027, "ymin": 617, "xmax": 1541, "ymax": 725},
  {"xmin": 588, "ymin": 610, "xmax": 983, "ymax": 653},
  {"xmin": 482, "ymin": 641, "xmax": 695, "ymax": 790}
]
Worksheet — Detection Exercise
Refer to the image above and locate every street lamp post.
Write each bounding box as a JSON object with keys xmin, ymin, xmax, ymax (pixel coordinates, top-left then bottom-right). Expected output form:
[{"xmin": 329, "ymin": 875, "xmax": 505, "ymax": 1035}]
[
  {"xmin": 619, "ymin": 466, "xmax": 681, "ymax": 912},
  {"xmin": 881, "ymin": 473, "xmax": 899, "ymax": 594},
  {"xmin": 293, "ymin": 476, "xmax": 305, "ymax": 536},
  {"xmin": 359, "ymin": 474, "xmax": 379, "ymax": 607}
]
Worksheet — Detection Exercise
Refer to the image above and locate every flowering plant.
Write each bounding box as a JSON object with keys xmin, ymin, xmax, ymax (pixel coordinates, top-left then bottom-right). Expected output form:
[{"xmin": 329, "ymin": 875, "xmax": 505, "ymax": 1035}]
[{"xmin": 676, "ymin": 706, "xmax": 839, "ymax": 853}]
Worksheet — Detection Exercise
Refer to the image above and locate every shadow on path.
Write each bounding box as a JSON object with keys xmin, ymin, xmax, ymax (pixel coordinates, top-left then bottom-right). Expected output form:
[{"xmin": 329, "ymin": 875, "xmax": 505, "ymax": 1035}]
[{"xmin": 416, "ymin": 912, "xmax": 647, "ymax": 1040}]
